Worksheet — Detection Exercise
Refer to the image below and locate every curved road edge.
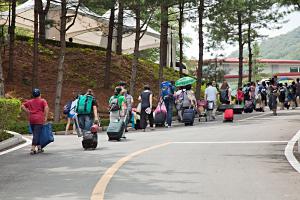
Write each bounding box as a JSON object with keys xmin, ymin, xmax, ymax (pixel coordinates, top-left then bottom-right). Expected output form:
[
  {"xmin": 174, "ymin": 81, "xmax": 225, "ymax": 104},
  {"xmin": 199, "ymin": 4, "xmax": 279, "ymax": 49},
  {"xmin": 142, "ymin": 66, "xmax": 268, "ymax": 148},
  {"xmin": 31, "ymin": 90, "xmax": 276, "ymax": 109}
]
[
  {"xmin": 285, "ymin": 130, "xmax": 300, "ymax": 173},
  {"xmin": 0, "ymin": 131, "xmax": 31, "ymax": 156}
]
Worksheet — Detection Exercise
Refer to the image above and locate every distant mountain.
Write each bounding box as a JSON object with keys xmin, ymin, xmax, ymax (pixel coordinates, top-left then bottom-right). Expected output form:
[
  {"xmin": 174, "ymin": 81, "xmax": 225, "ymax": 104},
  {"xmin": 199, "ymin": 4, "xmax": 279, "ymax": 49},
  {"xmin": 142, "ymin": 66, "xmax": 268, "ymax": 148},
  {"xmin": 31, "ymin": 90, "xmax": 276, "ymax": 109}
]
[{"xmin": 230, "ymin": 26, "xmax": 300, "ymax": 60}]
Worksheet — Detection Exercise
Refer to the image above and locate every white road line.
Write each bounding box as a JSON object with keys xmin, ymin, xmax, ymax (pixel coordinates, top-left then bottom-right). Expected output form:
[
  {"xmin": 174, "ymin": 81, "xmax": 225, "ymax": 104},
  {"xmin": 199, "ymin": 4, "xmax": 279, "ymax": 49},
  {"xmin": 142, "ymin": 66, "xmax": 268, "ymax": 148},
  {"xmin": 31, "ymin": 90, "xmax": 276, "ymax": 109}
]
[
  {"xmin": 173, "ymin": 141, "xmax": 288, "ymax": 144},
  {"xmin": 285, "ymin": 130, "xmax": 300, "ymax": 173},
  {"xmin": 0, "ymin": 133, "xmax": 31, "ymax": 156},
  {"xmin": 238, "ymin": 112, "xmax": 271, "ymax": 122}
]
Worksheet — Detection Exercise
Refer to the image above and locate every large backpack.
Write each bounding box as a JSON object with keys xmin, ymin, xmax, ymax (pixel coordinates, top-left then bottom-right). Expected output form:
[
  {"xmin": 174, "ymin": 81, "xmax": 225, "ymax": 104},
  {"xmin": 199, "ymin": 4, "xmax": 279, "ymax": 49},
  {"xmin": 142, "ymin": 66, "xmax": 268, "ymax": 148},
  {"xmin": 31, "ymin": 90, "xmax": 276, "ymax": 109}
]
[
  {"xmin": 220, "ymin": 89, "xmax": 229, "ymax": 103},
  {"xmin": 182, "ymin": 91, "xmax": 191, "ymax": 108},
  {"xmin": 161, "ymin": 85, "xmax": 173, "ymax": 100},
  {"xmin": 76, "ymin": 95, "xmax": 94, "ymax": 115},
  {"xmin": 260, "ymin": 87, "xmax": 267, "ymax": 99},
  {"xmin": 63, "ymin": 100, "xmax": 72, "ymax": 115},
  {"xmin": 279, "ymin": 87, "xmax": 286, "ymax": 99},
  {"xmin": 243, "ymin": 87, "xmax": 250, "ymax": 101},
  {"xmin": 109, "ymin": 96, "xmax": 120, "ymax": 112}
]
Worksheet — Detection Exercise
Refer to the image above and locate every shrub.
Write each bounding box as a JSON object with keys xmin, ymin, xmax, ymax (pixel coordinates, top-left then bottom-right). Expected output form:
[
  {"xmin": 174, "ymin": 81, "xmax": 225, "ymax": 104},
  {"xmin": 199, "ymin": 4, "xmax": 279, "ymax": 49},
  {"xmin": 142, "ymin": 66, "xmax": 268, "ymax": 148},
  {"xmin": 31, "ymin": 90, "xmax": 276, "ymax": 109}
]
[
  {"xmin": 101, "ymin": 118, "xmax": 110, "ymax": 127},
  {"xmin": 0, "ymin": 130, "xmax": 13, "ymax": 142},
  {"xmin": 9, "ymin": 121, "xmax": 67, "ymax": 134},
  {"xmin": 9, "ymin": 121, "xmax": 31, "ymax": 134},
  {"xmin": 0, "ymin": 98, "xmax": 21, "ymax": 133},
  {"xmin": 52, "ymin": 122, "xmax": 67, "ymax": 132}
]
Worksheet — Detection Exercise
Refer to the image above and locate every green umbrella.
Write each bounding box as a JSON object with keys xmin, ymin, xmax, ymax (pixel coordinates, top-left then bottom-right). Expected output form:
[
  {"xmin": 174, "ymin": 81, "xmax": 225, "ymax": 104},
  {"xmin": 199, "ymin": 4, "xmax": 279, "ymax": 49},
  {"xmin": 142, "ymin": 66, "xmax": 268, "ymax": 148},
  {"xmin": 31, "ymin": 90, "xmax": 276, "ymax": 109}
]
[{"xmin": 175, "ymin": 77, "xmax": 196, "ymax": 87}]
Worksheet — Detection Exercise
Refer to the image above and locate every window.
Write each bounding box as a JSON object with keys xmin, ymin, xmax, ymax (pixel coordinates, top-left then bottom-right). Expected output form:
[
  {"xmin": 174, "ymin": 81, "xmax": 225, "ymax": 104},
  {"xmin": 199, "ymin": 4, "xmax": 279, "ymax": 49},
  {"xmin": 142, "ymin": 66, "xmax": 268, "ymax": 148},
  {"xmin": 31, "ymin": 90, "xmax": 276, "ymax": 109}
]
[{"xmin": 290, "ymin": 67, "xmax": 299, "ymax": 73}]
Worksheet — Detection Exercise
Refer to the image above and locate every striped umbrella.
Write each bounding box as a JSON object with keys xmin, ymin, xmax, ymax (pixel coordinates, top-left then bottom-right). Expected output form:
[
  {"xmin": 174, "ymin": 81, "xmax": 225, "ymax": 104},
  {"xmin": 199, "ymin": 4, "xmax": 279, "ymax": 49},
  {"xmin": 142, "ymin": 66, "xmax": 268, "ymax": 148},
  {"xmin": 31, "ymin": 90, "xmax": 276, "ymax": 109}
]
[{"xmin": 175, "ymin": 77, "xmax": 196, "ymax": 87}]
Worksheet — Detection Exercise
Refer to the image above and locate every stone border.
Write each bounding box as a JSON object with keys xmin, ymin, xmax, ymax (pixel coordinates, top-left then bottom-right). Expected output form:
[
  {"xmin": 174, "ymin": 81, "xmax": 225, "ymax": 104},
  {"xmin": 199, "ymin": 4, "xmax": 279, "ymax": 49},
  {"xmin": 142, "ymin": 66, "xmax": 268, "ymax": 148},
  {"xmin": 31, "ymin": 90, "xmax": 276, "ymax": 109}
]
[{"xmin": 0, "ymin": 131, "xmax": 26, "ymax": 152}]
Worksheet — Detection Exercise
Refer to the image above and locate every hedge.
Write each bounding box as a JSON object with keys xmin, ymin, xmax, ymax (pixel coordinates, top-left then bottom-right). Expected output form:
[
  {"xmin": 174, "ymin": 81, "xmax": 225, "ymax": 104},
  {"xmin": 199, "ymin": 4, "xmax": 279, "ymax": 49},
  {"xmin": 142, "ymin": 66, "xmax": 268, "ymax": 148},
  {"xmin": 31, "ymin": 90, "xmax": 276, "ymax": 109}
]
[
  {"xmin": 0, "ymin": 98, "xmax": 21, "ymax": 133},
  {"xmin": 9, "ymin": 121, "xmax": 67, "ymax": 135},
  {"xmin": 0, "ymin": 130, "xmax": 14, "ymax": 142},
  {"xmin": 8, "ymin": 118, "xmax": 110, "ymax": 135}
]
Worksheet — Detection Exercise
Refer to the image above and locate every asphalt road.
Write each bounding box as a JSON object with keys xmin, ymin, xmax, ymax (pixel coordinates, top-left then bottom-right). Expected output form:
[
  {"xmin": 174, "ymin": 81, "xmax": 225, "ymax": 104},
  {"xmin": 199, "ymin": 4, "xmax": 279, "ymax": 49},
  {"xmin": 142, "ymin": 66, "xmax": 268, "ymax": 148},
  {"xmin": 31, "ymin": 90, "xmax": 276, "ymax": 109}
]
[{"xmin": 1, "ymin": 110, "xmax": 300, "ymax": 200}]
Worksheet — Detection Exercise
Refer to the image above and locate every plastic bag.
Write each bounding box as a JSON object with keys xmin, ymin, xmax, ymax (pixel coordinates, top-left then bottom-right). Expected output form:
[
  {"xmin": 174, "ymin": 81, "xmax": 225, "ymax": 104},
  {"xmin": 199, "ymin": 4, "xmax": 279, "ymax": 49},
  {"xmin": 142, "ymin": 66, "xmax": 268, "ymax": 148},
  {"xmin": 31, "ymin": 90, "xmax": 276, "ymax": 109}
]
[{"xmin": 154, "ymin": 101, "xmax": 167, "ymax": 114}]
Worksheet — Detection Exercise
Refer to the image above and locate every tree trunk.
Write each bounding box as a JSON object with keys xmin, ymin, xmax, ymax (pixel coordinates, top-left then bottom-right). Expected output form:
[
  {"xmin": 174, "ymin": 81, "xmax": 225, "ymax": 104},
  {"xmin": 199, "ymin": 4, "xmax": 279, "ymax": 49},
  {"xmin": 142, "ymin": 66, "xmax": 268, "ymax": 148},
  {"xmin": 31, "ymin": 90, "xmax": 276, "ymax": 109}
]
[
  {"xmin": 32, "ymin": 0, "xmax": 39, "ymax": 89},
  {"xmin": 39, "ymin": 11, "xmax": 46, "ymax": 45},
  {"xmin": 0, "ymin": 27, "xmax": 4, "ymax": 97},
  {"xmin": 37, "ymin": 0, "xmax": 51, "ymax": 46},
  {"xmin": 54, "ymin": 0, "xmax": 67, "ymax": 122},
  {"xmin": 8, "ymin": 0, "xmax": 16, "ymax": 82},
  {"xmin": 129, "ymin": 5, "xmax": 141, "ymax": 98},
  {"xmin": 238, "ymin": 12, "xmax": 244, "ymax": 88},
  {"xmin": 196, "ymin": 1, "xmax": 204, "ymax": 100},
  {"xmin": 159, "ymin": 2, "xmax": 168, "ymax": 89},
  {"xmin": 178, "ymin": 0, "xmax": 184, "ymax": 78},
  {"xmin": 247, "ymin": 13, "xmax": 253, "ymax": 83},
  {"xmin": 116, "ymin": 0, "xmax": 123, "ymax": 55},
  {"xmin": 104, "ymin": 3, "xmax": 115, "ymax": 89},
  {"xmin": 0, "ymin": 55, "xmax": 4, "ymax": 97}
]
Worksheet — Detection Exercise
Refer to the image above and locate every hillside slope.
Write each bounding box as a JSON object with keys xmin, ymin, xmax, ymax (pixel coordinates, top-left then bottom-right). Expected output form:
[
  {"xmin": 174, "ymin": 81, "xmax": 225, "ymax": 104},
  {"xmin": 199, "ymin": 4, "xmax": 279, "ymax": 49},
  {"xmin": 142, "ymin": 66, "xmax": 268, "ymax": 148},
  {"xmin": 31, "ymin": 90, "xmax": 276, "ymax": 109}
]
[
  {"xmin": 230, "ymin": 26, "xmax": 300, "ymax": 60},
  {"xmin": 2, "ymin": 40, "xmax": 180, "ymax": 118}
]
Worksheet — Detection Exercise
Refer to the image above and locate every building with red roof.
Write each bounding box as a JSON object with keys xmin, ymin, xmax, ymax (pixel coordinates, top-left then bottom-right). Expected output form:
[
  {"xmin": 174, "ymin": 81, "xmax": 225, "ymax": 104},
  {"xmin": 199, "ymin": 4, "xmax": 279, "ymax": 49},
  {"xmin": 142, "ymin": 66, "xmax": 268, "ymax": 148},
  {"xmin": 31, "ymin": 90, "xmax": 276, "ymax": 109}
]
[{"xmin": 203, "ymin": 58, "xmax": 300, "ymax": 81}]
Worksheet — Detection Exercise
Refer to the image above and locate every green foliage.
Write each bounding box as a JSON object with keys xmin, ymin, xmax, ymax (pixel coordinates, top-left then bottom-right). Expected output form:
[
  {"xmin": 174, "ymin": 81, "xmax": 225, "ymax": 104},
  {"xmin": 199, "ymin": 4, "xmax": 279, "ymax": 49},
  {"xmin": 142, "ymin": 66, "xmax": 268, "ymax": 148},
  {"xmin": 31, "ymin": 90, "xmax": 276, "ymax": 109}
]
[
  {"xmin": 8, "ymin": 121, "xmax": 31, "ymax": 135},
  {"xmin": 52, "ymin": 122, "xmax": 67, "ymax": 132},
  {"xmin": 0, "ymin": 130, "xmax": 13, "ymax": 142},
  {"xmin": 230, "ymin": 27, "xmax": 300, "ymax": 60},
  {"xmin": 280, "ymin": 0, "xmax": 300, "ymax": 9},
  {"xmin": 0, "ymin": 98, "xmax": 21, "ymax": 133},
  {"xmin": 8, "ymin": 121, "xmax": 67, "ymax": 134},
  {"xmin": 101, "ymin": 118, "xmax": 110, "ymax": 127},
  {"xmin": 140, "ymin": 48, "xmax": 159, "ymax": 63}
]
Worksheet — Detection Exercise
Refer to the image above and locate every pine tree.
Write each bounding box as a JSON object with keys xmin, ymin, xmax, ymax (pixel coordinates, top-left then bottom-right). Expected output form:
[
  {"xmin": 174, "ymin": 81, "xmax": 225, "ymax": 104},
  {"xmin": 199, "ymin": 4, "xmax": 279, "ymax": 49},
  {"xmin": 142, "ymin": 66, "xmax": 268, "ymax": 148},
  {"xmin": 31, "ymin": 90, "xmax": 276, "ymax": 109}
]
[
  {"xmin": 103, "ymin": 0, "xmax": 116, "ymax": 89},
  {"xmin": 54, "ymin": 0, "xmax": 81, "ymax": 122},
  {"xmin": 7, "ymin": 0, "xmax": 16, "ymax": 82}
]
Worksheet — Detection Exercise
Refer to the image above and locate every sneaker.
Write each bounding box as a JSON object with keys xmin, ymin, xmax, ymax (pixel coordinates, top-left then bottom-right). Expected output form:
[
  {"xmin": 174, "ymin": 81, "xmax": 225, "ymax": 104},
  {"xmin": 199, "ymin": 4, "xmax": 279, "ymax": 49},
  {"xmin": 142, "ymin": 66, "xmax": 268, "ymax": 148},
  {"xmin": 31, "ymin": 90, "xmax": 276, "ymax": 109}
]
[{"xmin": 167, "ymin": 126, "xmax": 171, "ymax": 128}]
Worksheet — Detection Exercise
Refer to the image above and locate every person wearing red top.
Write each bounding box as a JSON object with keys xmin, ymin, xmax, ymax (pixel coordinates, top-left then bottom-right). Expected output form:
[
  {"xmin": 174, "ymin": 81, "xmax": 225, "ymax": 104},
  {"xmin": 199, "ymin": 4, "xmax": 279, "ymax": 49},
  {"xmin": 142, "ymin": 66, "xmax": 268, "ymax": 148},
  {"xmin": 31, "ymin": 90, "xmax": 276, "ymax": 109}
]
[
  {"xmin": 236, "ymin": 88, "xmax": 244, "ymax": 105},
  {"xmin": 21, "ymin": 89, "xmax": 49, "ymax": 155}
]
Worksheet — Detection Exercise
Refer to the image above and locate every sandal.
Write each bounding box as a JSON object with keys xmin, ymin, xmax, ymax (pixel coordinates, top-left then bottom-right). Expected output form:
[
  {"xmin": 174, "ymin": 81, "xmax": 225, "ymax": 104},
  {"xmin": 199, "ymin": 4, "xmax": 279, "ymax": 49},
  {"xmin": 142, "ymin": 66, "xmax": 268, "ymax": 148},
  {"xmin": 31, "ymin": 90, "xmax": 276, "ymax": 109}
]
[
  {"xmin": 37, "ymin": 148, "xmax": 44, "ymax": 153},
  {"xmin": 30, "ymin": 150, "xmax": 36, "ymax": 155}
]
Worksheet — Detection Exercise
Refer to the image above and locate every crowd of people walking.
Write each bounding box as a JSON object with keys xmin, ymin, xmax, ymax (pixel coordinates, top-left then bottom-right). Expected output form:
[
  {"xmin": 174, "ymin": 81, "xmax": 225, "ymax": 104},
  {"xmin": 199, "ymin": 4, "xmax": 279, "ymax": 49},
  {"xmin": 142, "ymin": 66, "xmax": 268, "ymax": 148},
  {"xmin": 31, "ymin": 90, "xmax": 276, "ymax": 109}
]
[{"xmin": 22, "ymin": 76, "xmax": 300, "ymax": 153}]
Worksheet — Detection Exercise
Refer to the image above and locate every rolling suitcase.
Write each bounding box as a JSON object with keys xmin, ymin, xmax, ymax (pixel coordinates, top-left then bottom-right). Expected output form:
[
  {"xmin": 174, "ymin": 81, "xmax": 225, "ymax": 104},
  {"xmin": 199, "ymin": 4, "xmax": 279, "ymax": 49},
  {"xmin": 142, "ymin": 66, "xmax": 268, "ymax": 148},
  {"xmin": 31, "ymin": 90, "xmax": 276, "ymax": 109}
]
[
  {"xmin": 232, "ymin": 104, "xmax": 244, "ymax": 114},
  {"xmin": 217, "ymin": 104, "xmax": 233, "ymax": 112},
  {"xmin": 107, "ymin": 120, "xmax": 125, "ymax": 141},
  {"xmin": 223, "ymin": 109, "xmax": 234, "ymax": 122},
  {"xmin": 82, "ymin": 131, "xmax": 98, "ymax": 150},
  {"xmin": 182, "ymin": 108, "xmax": 195, "ymax": 126},
  {"xmin": 154, "ymin": 112, "xmax": 166, "ymax": 127},
  {"xmin": 244, "ymin": 100, "xmax": 254, "ymax": 113}
]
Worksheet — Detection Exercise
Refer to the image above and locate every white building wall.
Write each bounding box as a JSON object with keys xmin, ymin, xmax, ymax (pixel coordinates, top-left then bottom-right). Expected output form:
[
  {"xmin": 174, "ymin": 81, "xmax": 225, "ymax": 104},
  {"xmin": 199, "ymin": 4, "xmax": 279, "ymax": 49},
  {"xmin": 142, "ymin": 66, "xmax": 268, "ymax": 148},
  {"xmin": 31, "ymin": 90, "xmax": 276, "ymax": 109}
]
[{"xmin": 223, "ymin": 63, "xmax": 300, "ymax": 76}]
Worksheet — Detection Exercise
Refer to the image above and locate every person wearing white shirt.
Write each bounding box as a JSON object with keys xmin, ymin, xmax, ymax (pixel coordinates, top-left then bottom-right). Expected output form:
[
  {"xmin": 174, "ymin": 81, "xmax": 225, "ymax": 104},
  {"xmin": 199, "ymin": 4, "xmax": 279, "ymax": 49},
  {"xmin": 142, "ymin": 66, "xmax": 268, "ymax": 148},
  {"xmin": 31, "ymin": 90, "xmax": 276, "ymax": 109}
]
[{"xmin": 205, "ymin": 82, "xmax": 218, "ymax": 120}]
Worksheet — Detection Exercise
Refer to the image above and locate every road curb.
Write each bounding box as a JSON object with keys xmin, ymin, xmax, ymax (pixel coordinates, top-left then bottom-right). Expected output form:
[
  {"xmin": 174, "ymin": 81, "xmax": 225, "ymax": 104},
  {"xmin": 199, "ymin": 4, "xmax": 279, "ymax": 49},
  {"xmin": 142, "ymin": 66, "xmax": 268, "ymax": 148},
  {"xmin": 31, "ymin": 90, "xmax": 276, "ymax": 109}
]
[
  {"xmin": 0, "ymin": 131, "xmax": 26, "ymax": 152},
  {"xmin": 285, "ymin": 130, "xmax": 300, "ymax": 173}
]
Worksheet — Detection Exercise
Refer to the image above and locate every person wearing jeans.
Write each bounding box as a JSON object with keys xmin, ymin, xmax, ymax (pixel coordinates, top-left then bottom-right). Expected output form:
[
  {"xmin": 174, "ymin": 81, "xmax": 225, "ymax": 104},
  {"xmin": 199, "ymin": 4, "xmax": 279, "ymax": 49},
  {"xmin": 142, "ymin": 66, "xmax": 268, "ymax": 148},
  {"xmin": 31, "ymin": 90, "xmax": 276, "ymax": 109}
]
[
  {"xmin": 161, "ymin": 81, "xmax": 175, "ymax": 128},
  {"xmin": 77, "ymin": 89, "xmax": 99, "ymax": 132},
  {"xmin": 163, "ymin": 97, "xmax": 174, "ymax": 127}
]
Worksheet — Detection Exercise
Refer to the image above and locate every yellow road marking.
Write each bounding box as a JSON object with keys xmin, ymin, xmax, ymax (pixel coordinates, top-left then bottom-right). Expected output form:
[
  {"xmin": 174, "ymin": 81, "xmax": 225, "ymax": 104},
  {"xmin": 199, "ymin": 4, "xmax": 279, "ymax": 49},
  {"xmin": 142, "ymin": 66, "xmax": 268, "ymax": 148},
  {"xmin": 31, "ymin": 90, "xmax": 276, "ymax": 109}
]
[{"xmin": 90, "ymin": 142, "xmax": 171, "ymax": 200}]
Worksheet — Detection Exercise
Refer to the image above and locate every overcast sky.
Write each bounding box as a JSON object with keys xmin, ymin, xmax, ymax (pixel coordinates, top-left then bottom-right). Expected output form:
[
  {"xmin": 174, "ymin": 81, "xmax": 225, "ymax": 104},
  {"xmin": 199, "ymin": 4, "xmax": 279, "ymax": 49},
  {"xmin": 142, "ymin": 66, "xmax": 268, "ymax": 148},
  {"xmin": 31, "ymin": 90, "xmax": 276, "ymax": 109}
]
[{"xmin": 183, "ymin": 11, "xmax": 300, "ymax": 60}]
